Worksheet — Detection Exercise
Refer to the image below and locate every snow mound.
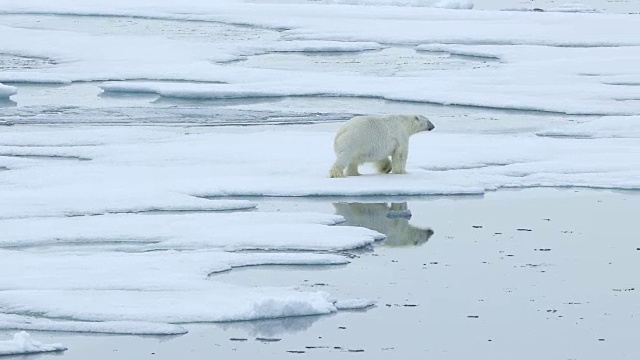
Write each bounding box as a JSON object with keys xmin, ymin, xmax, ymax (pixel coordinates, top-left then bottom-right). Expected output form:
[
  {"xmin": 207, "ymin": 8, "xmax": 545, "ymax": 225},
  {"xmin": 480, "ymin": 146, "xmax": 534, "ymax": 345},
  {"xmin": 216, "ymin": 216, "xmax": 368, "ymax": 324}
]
[{"xmin": 0, "ymin": 331, "xmax": 66, "ymax": 356}]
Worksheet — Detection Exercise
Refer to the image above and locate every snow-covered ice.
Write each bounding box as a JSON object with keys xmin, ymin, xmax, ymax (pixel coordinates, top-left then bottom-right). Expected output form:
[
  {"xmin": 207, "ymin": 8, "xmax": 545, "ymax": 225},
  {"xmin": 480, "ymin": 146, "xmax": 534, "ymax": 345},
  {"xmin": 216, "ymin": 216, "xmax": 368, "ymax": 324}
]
[
  {"xmin": 0, "ymin": 248, "xmax": 366, "ymax": 325},
  {"xmin": 0, "ymin": 83, "xmax": 17, "ymax": 98},
  {"xmin": 0, "ymin": 1, "xmax": 639, "ymax": 114},
  {"xmin": 0, "ymin": 213, "xmax": 383, "ymax": 250},
  {"xmin": 536, "ymin": 116, "xmax": 640, "ymax": 139},
  {"xmin": 249, "ymin": 0, "xmax": 474, "ymax": 9},
  {"xmin": 0, "ymin": 119, "xmax": 637, "ymax": 333},
  {"xmin": 503, "ymin": 3, "xmax": 599, "ymax": 13},
  {"xmin": 1, "ymin": 125, "xmax": 636, "ymax": 209},
  {"xmin": 0, "ymin": 0, "xmax": 639, "ymax": 351},
  {"xmin": 0, "ymin": 331, "xmax": 66, "ymax": 356},
  {"xmin": 0, "ymin": 315, "xmax": 188, "ymax": 335}
]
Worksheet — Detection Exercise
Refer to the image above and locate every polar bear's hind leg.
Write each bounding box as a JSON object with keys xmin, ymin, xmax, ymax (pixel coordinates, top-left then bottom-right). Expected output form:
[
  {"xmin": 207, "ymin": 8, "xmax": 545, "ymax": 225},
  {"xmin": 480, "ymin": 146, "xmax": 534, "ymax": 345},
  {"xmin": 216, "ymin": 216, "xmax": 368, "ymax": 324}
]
[{"xmin": 375, "ymin": 158, "xmax": 392, "ymax": 174}]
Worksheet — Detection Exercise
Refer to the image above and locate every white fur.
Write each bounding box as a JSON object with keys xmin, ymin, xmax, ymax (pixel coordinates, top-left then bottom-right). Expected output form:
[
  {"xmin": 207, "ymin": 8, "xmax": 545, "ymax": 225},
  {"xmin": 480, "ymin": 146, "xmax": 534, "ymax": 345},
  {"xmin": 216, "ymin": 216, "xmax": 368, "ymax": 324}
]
[{"xmin": 329, "ymin": 114, "xmax": 434, "ymax": 178}]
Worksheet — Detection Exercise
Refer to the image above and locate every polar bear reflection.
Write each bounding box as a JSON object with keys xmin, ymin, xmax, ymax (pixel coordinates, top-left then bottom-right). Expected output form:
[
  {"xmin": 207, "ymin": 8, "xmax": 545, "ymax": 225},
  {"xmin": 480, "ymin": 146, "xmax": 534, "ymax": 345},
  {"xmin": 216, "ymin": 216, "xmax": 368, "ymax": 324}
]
[{"xmin": 333, "ymin": 202, "xmax": 433, "ymax": 246}]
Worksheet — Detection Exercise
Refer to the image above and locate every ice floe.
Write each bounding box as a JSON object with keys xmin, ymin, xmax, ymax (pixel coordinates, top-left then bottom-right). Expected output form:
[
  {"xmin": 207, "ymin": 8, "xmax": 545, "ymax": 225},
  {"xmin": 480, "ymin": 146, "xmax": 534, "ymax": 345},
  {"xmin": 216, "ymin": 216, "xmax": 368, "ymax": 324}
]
[
  {"xmin": 504, "ymin": 3, "xmax": 599, "ymax": 13},
  {"xmin": 0, "ymin": 213, "xmax": 383, "ymax": 250},
  {"xmin": 0, "ymin": 290, "xmax": 354, "ymax": 323},
  {"xmin": 250, "ymin": 0, "xmax": 474, "ymax": 9},
  {"xmin": 536, "ymin": 116, "xmax": 640, "ymax": 139},
  {"xmin": 1, "ymin": 125, "xmax": 638, "ymax": 222},
  {"xmin": 0, "ymin": 1, "xmax": 639, "ymax": 114},
  {"xmin": 0, "ymin": 250, "xmax": 360, "ymax": 325},
  {"xmin": 0, "ymin": 83, "xmax": 16, "ymax": 98},
  {"xmin": 0, "ymin": 331, "xmax": 66, "ymax": 356},
  {"xmin": 0, "ymin": 315, "xmax": 187, "ymax": 335},
  {"xmin": 0, "ymin": 0, "xmax": 639, "ymax": 340},
  {"xmin": 334, "ymin": 298, "xmax": 377, "ymax": 309}
]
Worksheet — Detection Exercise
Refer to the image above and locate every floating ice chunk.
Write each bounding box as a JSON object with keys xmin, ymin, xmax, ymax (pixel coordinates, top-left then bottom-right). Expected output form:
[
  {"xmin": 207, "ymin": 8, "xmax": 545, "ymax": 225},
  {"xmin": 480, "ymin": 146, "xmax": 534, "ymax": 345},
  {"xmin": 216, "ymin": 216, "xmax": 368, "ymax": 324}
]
[
  {"xmin": 0, "ymin": 331, "xmax": 66, "ymax": 356},
  {"xmin": 0, "ymin": 185, "xmax": 258, "ymax": 219},
  {"xmin": 0, "ymin": 250, "xmax": 354, "ymax": 328},
  {"xmin": 0, "ymin": 212, "xmax": 381, "ymax": 251},
  {"xmin": 0, "ymin": 83, "xmax": 17, "ymax": 98},
  {"xmin": 0, "ymin": 314, "xmax": 187, "ymax": 335},
  {"xmin": 0, "ymin": 290, "xmax": 340, "ymax": 323},
  {"xmin": 0, "ymin": 250, "xmax": 351, "ymax": 291},
  {"xmin": 334, "ymin": 298, "xmax": 376, "ymax": 310}
]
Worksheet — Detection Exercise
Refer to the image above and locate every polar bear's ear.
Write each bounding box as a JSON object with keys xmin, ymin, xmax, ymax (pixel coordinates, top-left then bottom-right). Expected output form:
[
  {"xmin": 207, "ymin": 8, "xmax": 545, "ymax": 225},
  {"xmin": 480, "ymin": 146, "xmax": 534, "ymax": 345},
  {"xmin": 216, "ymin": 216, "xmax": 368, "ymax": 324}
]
[{"xmin": 413, "ymin": 115, "xmax": 421, "ymax": 127}]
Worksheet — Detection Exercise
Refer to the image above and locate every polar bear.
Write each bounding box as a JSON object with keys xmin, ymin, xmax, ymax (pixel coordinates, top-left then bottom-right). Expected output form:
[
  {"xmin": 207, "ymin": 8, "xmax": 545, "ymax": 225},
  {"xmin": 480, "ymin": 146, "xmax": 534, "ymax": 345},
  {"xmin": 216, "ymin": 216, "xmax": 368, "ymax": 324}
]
[
  {"xmin": 333, "ymin": 202, "xmax": 434, "ymax": 246},
  {"xmin": 329, "ymin": 114, "xmax": 434, "ymax": 178}
]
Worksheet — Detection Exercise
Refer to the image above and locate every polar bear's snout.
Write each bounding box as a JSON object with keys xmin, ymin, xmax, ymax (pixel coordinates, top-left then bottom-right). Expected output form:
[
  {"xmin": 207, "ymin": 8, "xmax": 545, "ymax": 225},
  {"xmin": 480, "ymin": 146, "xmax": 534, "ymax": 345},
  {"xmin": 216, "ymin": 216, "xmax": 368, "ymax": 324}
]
[
  {"xmin": 416, "ymin": 115, "xmax": 435, "ymax": 132},
  {"xmin": 426, "ymin": 120, "xmax": 435, "ymax": 131}
]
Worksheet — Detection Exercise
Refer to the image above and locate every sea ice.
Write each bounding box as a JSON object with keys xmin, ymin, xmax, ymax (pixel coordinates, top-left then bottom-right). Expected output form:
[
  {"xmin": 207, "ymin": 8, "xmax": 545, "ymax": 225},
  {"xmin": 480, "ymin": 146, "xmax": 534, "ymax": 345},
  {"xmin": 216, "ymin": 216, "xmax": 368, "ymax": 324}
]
[
  {"xmin": 0, "ymin": 83, "xmax": 17, "ymax": 98},
  {"xmin": 254, "ymin": 0, "xmax": 474, "ymax": 9},
  {"xmin": 0, "ymin": 0, "xmax": 639, "ymax": 341},
  {"xmin": 1, "ymin": 1, "xmax": 639, "ymax": 114},
  {"xmin": 0, "ymin": 250, "xmax": 362, "ymax": 327},
  {"xmin": 535, "ymin": 116, "xmax": 640, "ymax": 139},
  {"xmin": 334, "ymin": 298, "xmax": 377, "ymax": 309},
  {"xmin": 0, "ymin": 314, "xmax": 187, "ymax": 335},
  {"xmin": 0, "ymin": 331, "xmax": 66, "ymax": 356},
  {"xmin": 0, "ymin": 212, "xmax": 383, "ymax": 250}
]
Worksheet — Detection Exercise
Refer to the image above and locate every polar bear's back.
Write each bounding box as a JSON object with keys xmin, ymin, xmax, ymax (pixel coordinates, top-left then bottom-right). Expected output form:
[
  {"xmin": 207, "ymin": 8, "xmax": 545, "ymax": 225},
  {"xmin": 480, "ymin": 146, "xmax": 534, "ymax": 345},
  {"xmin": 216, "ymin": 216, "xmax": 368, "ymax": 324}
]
[
  {"xmin": 334, "ymin": 115, "xmax": 414, "ymax": 148},
  {"xmin": 335, "ymin": 115, "xmax": 395, "ymax": 144},
  {"xmin": 333, "ymin": 115, "xmax": 416, "ymax": 164}
]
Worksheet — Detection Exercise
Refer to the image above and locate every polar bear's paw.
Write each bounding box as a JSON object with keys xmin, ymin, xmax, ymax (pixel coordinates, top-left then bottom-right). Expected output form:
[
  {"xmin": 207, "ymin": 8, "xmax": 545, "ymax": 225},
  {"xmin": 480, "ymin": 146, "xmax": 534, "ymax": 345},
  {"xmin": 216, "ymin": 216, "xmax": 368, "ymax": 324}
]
[
  {"xmin": 329, "ymin": 165, "xmax": 345, "ymax": 178},
  {"xmin": 375, "ymin": 158, "xmax": 392, "ymax": 174}
]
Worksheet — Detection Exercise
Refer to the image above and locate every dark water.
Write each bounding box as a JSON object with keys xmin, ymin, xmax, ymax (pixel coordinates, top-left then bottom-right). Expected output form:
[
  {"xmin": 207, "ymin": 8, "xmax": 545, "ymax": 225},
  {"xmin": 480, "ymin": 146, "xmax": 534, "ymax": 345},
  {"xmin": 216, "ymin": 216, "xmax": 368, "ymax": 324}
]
[{"xmin": 6, "ymin": 189, "xmax": 638, "ymax": 360}]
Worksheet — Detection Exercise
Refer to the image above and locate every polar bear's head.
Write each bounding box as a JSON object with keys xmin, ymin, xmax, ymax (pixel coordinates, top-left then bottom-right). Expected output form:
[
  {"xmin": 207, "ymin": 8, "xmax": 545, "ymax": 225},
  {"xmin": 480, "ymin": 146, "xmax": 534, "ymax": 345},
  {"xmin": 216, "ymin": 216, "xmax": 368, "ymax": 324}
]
[{"xmin": 415, "ymin": 115, "xmax": 435, "ymax": 132}]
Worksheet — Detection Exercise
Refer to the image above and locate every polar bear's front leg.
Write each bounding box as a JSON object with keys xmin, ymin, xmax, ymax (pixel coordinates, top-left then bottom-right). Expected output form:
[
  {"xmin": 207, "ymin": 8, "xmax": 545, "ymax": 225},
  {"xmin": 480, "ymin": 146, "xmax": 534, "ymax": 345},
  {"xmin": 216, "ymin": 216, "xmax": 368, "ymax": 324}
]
[
  {"xmin": 391, "ymin": 145, "xmax": 409, "ymax": 174},
  {"xmin": 329, "ymin": 154, "xmax": 349, "ymax": 178},
  {"xmin": 329, "ymin": 164, "xmax": 345, "ymax": 178},
  {"xmin": 346, "ymin": 163, "xmax": 361, "ymax": 176}
]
